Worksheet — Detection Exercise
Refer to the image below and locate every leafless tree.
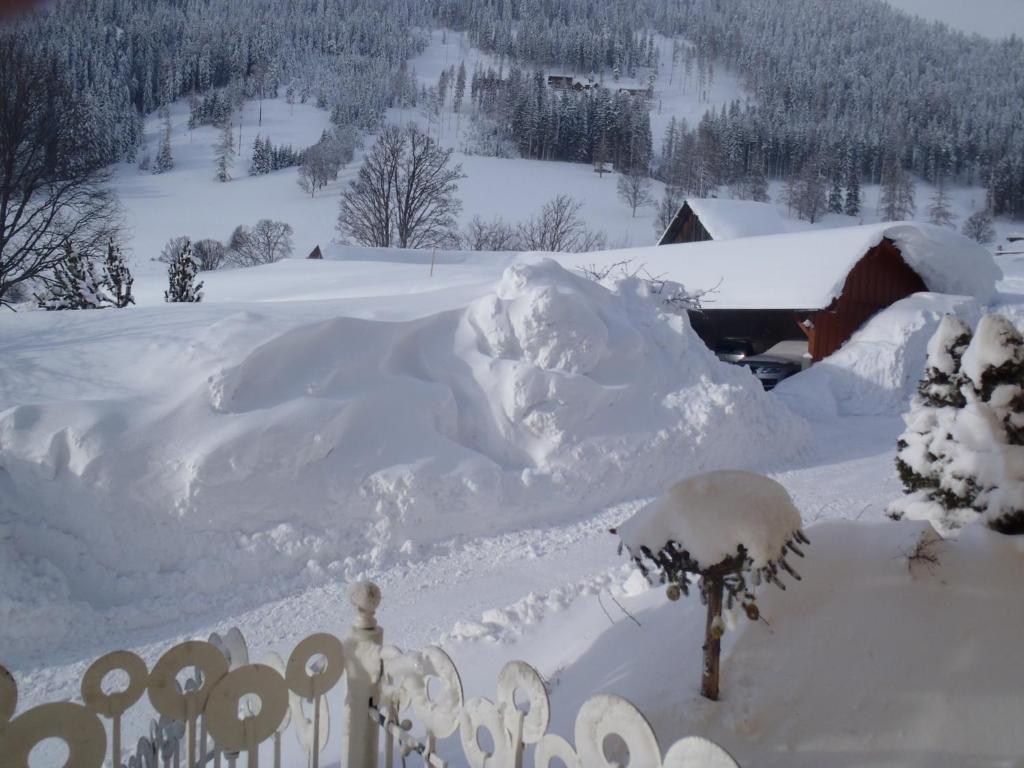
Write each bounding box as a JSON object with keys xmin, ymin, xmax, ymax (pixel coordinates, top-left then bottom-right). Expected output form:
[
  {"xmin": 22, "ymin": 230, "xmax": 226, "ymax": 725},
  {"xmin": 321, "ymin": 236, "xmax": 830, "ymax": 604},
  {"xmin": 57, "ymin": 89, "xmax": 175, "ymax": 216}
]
[
  {"xmin": 654, "ymin": 187, "xmax": 683, "ymax": 235},
  {"xmin": 0, "ymin": 40, "xmax": 120, "ymax": 307},
  {"xmin": 159, "ymin": 235, "xmax": 191, "ymax": 264},
  {"xmin": 337, "ymin": 126, "xmax": 405, "ymax": 247},
  {"xmin": 462, "ymin": 215, "xmax": 521, "ymax": 251},
  {"xmin": 338, "ymin": 124, "xmax": 463, "ymax": 249},
  {"xmin": 297, "ymin": 128, "xmax": 355, "ymax": 197},
  {"xmin": 962, "ymin": 209, "xmax": 995, "ymax": 244},
  {"xmin": 617, "ymin": 168, "xmax": 653, "ymax": 218},
  {"xmin": 228, "ymin": 220, "xmax": 294, "ymax": 266},
  {"xmin": 784, "ymin": 160, "xmax": 828, "ymax": 223},
  {"xmin": 393, "ymin": 125, "xmax": 464, "ymax": 249},
  {"xmin": 517, "ymin": 195, "xmax": 606, "ymax": 252},
  {"xmin": 192, "ymin": 238, "xmax": 229, "ymax": 271}
]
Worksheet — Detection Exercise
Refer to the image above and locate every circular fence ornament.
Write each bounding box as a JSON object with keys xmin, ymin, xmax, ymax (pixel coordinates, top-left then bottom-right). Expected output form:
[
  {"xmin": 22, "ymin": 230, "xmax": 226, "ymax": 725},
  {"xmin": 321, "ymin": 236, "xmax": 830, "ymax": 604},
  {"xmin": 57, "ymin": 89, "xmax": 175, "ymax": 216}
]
[
  {"xmin": 285, "ymin": 633, "xmax": 345, "ymax": 699},
  {"xmin": 0, "ymin": 701, "xmax": 106, "ymax": 768},
  {"xmin": 82, "ymin": 651, "xmax": 148, "ymax": 717},
  {"xmin": 663, "ymin": 736, "xmax": 741, "ymax": 768},
  {"xmin": 496, "ymin": 660, "xmax": 549, "ymax": 744},
  {"xmin": 533, "ymin": 733, "xmax": 583, "ymax": 768},
  {"xmin": 0, "ymin": 664, "xmax": 16, "ymax": 724},
  {"xmin": 409, "ymin": 647, "xmax": 464, "ymax": 738},
  {"xmin": 256, "ymin": 652, "xmax": 292, "ymax": 733},
  {"xmin": 574, "ymin": 694, "xmax": 662, "ymax": 768},
  {"xmin": 459, "ymin": 697, "xmax": 513, "ymax": 768},
  {"xmin": 148, "ymin": 641, "xmax": 229, "ymax": 721},
  {"xmin": 205, "ymin": 664, "xmax": 289, "ymax": 753}
]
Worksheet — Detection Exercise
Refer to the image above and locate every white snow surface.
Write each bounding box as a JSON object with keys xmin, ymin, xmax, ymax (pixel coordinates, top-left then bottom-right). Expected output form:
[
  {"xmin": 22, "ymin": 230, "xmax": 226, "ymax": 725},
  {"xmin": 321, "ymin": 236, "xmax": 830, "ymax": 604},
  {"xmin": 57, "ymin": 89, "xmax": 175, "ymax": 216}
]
[
  {"xmin": 675, "ymin": 198, "xmax": 801, "ymax": 241},
  {"xmin": 775, "ymin": 293, "xmax": 986, "ymax": 418},
  {"xmin": 618, "ymin": 470, "xmax": 802, "ymax": 568},
  {"xmin": 0, "ymin": 258, "xmax": 808, "ymax": 662},
  {"xmin": 555, "ymin": 222, "xmax": 1001, "ymax": 311}
]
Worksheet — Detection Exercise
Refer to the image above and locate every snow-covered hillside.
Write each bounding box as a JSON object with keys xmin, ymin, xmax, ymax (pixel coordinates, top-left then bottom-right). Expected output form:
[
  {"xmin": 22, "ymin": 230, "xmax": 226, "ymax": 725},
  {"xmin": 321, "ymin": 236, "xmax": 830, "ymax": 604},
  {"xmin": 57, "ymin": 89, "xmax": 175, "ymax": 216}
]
[{"xmin": 883, "ymin": 0, "xmax": 1024, "ymax": 38}]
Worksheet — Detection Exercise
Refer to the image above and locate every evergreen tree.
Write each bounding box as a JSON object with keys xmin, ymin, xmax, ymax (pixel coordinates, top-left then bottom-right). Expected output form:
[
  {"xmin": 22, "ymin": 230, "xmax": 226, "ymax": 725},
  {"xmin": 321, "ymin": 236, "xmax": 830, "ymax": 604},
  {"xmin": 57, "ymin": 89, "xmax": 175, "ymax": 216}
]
[
  {"xmin": 102, "ymin": 239, "xmax": 134, "ymax": 308},
  {"xmin": 844, "ymin": 169, "xmax": 862, "ymax": 217},
  {"xmin": 454, "ymin": 61, "xmax": 467, "ymax": 114},
  {"xmin": 153, "ymin": 116, "xmax": 174, "ymax": 174},
  {"xmin": 36, "ymin": 242, "xmax": 111, "ymax": 310},
  {"xmin": 251, "ymin": 135, "xmax": 271, "ymax": 175},
  {"xmin": 889, "ymin": 315, "xmax": 973, "ymax": 533},
  {"xmin": 827, "ymin": 177, "xmax": 844, "ymax": 214},
  {"xmin": 164, "ymin": 239, "xmax": 204, "ymax": 303},
  {"xmin": 215, "ymin": 120, "xmax": 235, "ymax": 182},
  {"xmin": 958, "ymin": 315, "xmax": 1024, "ymax": 534}
]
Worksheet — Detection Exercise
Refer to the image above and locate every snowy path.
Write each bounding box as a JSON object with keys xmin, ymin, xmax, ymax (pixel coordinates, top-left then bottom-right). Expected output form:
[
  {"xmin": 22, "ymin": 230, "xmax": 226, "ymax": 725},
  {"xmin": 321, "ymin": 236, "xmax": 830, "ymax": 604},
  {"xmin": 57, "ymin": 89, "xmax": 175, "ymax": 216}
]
[{"xmin": 12, "ymin": 413, "xmax": 900, "ymax": 709}]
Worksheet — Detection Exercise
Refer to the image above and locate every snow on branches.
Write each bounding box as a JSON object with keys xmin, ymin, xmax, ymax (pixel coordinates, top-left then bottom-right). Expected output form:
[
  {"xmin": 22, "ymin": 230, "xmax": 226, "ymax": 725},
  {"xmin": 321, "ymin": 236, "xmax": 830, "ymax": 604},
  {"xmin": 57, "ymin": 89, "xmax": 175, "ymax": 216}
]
[
  {"xmin": 615, "ymin": 470, "xmax": 807, "ymax": 700},
  {"xmin": 164, "ymin": 238, "xmax": 204, "ymax": 303},
  {"xmin": 890, "ymin": 314, "xmax": 1024, "ymax": 535}
]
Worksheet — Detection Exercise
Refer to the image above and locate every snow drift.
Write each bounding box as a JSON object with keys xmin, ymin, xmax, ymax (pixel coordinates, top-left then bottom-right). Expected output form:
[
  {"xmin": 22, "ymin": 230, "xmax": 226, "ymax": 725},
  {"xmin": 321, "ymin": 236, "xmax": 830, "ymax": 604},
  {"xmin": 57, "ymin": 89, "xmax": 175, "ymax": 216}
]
[{"xmin": 0, "ymin": 259, "xmax": 807, "ymax": 661}]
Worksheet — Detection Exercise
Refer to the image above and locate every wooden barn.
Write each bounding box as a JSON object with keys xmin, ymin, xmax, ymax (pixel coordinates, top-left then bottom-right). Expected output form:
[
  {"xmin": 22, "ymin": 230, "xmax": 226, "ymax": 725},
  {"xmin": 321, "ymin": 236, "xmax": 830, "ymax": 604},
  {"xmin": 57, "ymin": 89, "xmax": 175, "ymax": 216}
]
[
  {"xmin": 560, "ymin": 222, "xmax": 1000, "ymax": 363},
  {"xmin": 658, "ymin": 198, "xmax": 794, "ymax": 245}
]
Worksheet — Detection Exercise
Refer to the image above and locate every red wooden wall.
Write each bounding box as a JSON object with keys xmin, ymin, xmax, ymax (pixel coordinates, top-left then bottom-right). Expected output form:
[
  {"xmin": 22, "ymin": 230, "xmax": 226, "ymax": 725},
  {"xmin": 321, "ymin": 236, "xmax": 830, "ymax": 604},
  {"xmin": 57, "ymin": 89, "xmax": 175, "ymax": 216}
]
[{"xmin": 807, "ymin": 239, "xmax": 927, "ymax": 360}]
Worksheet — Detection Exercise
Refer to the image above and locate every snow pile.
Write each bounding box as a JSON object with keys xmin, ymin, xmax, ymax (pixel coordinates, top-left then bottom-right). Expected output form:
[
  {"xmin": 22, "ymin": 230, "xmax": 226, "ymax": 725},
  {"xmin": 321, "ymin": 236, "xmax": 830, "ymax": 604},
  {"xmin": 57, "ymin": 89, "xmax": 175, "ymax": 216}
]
[
  {"xmin": 522, "ymin": 520, "xmax": 1024, "ymax": 768},
  {"xmin": 0, "ymin": 259, "xmax": 807, "ymax": 662},
  {"xmin": 618, "ymin": 471, "xmax": 802, "ymax": 568},
  {"xmin": 775, "ymin": 293, "xmax": 984, "ymax": 417}
]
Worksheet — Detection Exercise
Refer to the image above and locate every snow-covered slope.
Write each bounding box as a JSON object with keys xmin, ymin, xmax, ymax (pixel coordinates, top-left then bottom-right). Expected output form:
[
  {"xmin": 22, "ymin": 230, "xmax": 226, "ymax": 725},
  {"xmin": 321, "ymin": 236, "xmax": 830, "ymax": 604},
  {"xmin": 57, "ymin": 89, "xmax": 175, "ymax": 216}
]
[{"xmin": 0, "ymin": 259, "xmax": 806, "ymax": 662}]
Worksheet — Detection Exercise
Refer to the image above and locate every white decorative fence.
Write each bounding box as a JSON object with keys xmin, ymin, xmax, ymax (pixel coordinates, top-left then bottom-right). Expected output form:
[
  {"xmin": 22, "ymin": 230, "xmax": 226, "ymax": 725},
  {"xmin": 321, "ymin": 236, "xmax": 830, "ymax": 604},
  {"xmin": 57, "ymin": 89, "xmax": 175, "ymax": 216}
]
[{"xmin": 0, "ymin": 581, "xmax": 740, "ymax": 768}]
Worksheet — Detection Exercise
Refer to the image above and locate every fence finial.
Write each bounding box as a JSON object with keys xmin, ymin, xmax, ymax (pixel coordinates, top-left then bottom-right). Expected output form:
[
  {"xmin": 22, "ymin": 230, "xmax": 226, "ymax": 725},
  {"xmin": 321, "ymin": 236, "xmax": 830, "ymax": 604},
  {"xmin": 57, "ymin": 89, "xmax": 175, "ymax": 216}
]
[{"xmin": 348, "ymin": 581, "xmax": 381, "ymax": 630}]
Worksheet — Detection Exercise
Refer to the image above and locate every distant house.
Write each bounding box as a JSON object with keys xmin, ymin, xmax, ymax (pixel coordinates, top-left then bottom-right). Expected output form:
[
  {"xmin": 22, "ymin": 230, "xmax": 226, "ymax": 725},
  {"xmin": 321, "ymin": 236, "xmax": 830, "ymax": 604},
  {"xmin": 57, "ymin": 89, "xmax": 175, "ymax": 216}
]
[
  {"xmin": 616, "ymin": 86, "xmax": 649, "ymax": 98},
  {"xmin": 563, "ymin": 223, "xmax": 1000, "ymax": 362},
  {"xmin": 307, "ymin": 245, "xmax": 323, "ymax": 260},
  {"xmin": 658, "ymin": 199, "xmax": 795, "ymax": 245},
  {"xmin": 547, "ymin": 75, "xmax": 575, "ymax": 90}
]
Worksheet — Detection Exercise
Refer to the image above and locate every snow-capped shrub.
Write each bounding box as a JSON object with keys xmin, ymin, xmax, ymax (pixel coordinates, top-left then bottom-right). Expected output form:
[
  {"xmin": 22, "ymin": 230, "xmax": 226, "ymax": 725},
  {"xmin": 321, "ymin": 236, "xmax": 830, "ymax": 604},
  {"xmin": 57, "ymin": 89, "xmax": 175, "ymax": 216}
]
[
  {"xmin": 164, "ymin": 238, "xmax": 204, "ymax": 303},
  {"xmin": 890, "ymin": 314, "xmax": 1024, "ymax": 536},
  {"xmin": 616, "ymin": 470, "xmax": 808, "ymax": 700},
  {"xmin": 889, "ymin": 315, "xmax": 974, "ymax": 532}
]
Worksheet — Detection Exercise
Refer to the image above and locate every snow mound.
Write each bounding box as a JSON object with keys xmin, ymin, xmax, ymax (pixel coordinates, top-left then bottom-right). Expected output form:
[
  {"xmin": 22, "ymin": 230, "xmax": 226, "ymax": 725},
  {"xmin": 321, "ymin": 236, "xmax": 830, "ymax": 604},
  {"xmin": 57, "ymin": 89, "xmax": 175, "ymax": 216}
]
[
  {"xmin": 0, "ymin": 259, "xmax": 808, "ymax": 663},
  {"xmin": 775, "ymin": 293, "xmax": 984, "ymax": 417},
  {"xmin": 618, "ymin": 471, "xmax": 802, "ymax": 568}
]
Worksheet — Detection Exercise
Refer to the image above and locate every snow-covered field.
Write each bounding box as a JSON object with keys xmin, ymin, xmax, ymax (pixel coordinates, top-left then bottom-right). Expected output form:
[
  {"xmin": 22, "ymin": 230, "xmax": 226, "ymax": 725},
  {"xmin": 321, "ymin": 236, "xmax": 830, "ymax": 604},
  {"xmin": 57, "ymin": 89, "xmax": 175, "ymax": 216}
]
[{"xmin": 4, "ymin": 26, "xmax": 1024, "ymax": 768}]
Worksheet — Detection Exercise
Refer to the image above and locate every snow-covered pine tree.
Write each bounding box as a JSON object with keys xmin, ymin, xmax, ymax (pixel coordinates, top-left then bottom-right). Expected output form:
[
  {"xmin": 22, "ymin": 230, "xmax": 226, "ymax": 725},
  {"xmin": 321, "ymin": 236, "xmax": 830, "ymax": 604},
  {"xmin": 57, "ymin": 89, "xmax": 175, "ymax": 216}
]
[
  {"xmin": 102, "ymin": 239, "xmax": 134, "ymax": 308},
  {"xmin": 958, "ymin": 315, "xmax": 1024, "ymax": 535},
  {"xmin": 844, "ymin": 168, "xmax": 862, "ymax": 217},
  {"xmin": 889, "ymin": 314, "xmax": 973, "ymax": 533},
  {"xmin": 37, "ymin": 242, "xmax": 112, "ymax": 310},
  {"xmin": 879, "ymin": 160, "xmax": 916, "ymax": 220},
  {"xmin": 164, "ymin": 238, "xmax": 204, "ymax": 303},
  {"xmin": 827, "ymin": 176, "xmax": 844, "ymax": 214},
  {"xmin": 153, "ymin": 115, "xmax": 174, "ymax": 174},
  {"xmin": 250, "ymin": 135, "xmax": 269, "ymax": 175},
  {"xmin": 215, "ymin": 120, "xmax": 235, "ymax": 182}
]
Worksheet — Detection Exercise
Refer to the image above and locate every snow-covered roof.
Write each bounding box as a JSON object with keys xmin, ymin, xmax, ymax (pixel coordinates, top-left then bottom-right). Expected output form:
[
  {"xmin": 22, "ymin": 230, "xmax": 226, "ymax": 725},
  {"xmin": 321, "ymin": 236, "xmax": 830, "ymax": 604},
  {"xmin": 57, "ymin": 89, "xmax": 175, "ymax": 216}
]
[
  {"xmin": 670, "ymin": 198, "xmax": 797, "ymax": 242},
  {"xmin": 562, "ymin": 222, "xmax": 1002, "ymax": 311}
]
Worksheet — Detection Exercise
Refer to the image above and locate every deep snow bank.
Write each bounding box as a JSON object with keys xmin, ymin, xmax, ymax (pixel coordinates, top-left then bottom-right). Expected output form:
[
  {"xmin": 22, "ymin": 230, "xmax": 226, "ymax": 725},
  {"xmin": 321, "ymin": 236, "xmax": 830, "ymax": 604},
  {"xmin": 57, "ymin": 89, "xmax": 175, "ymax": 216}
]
[
  {"xmin": 0, "ymin": 260, "xmax": 807, "ymax": 662},
  {"xmin": 511, "ymin": 520, "xmax": 1024, "ymax": 768},
  {"xmin": 776, "ymin": 293, "xmax": 985, "ymax": 418}
]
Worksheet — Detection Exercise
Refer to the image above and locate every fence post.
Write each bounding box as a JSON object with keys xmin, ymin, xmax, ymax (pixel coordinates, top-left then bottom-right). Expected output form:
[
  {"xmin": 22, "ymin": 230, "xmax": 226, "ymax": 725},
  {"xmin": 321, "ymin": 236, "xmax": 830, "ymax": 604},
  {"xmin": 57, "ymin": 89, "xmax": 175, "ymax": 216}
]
[{"xmin": 344, "ymin": 581, "xmax": 383, "ymax": 768}]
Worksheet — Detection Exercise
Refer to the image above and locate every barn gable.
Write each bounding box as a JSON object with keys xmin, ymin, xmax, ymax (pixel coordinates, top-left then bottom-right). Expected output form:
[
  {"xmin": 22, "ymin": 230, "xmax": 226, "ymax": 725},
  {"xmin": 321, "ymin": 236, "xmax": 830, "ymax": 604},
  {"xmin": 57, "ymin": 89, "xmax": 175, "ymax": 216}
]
[{"xmin": 657, "ymin": 198, "xmax": 795, "ymax": 245}]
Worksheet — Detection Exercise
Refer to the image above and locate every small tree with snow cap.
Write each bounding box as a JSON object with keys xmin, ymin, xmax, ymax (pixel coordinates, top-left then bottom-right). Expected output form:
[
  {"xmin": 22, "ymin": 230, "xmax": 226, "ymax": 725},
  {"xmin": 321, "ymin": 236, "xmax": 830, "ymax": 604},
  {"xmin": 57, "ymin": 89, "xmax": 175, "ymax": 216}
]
[
  {"xmin": 615, "ymin": 470, "xmax": 807, "ymax": 701},
  {"xmin": 164, "ymin": 238, "xmax": 204, "ymax": 303}
]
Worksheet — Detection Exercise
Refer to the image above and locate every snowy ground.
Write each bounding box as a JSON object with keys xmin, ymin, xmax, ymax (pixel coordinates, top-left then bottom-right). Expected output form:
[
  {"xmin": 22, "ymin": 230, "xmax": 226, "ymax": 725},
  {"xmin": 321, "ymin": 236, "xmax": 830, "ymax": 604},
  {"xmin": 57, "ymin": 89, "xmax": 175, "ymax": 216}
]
[{"xmin": 4, "ymin": 26, "xmax": 1024, "ymax": 768}]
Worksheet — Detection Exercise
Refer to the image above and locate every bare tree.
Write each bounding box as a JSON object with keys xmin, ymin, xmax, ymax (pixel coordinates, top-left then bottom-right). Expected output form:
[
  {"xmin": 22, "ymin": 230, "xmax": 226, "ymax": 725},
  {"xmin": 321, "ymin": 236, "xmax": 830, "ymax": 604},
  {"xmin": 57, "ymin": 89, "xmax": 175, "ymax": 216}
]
[
  {"xmin": 297, "ymin": 128, "xmax": 355, "ymax": 197},
  {"xmin": 228, "ymin": 220, "xmax": 294, "ymax": 267},
  {"xmin": 462, "ymin": 215, "xmax": 520, "ymax": 251},
  {"xmin": 617, "ymin": 167, "xmax": 653, "ymax": 218},
  {"xmin": 962, "ymin": 209, "xmax": 995, "ymax": 244},
  {"xmin": 393, "ymin": 125, "xmax": 464, "ymax": 249},
  {"xmin": 192, "ymin": 238, "xmax": 229, "ymax": 271},
  {"xmin": 338, "ymin": 126, "xmax": 404, "ymax": 247},
  {"xmin": 338, "ymin": 124, "xmax": 463, "ymax": 249},
  {"xmin": 654, "ymin": 187, "xmax": 683, "ymax": 235},
  {"xmin": 159, "ymin": 235, "xmax": 191, "ymax": 264},
  {"xmin": 785, "ymin": 160, "xmax": 828, "ymax": 223},
  {"xmin": 0, "ymin": 40, "xmax": 120, "ymax": 307},
  {"xmin": 518, "ymin": 195, "xmax": 606, "ymax": 252},
  {"xmin": 879, "ymin": 159, "xmax": 916, "ymax": 221}
]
